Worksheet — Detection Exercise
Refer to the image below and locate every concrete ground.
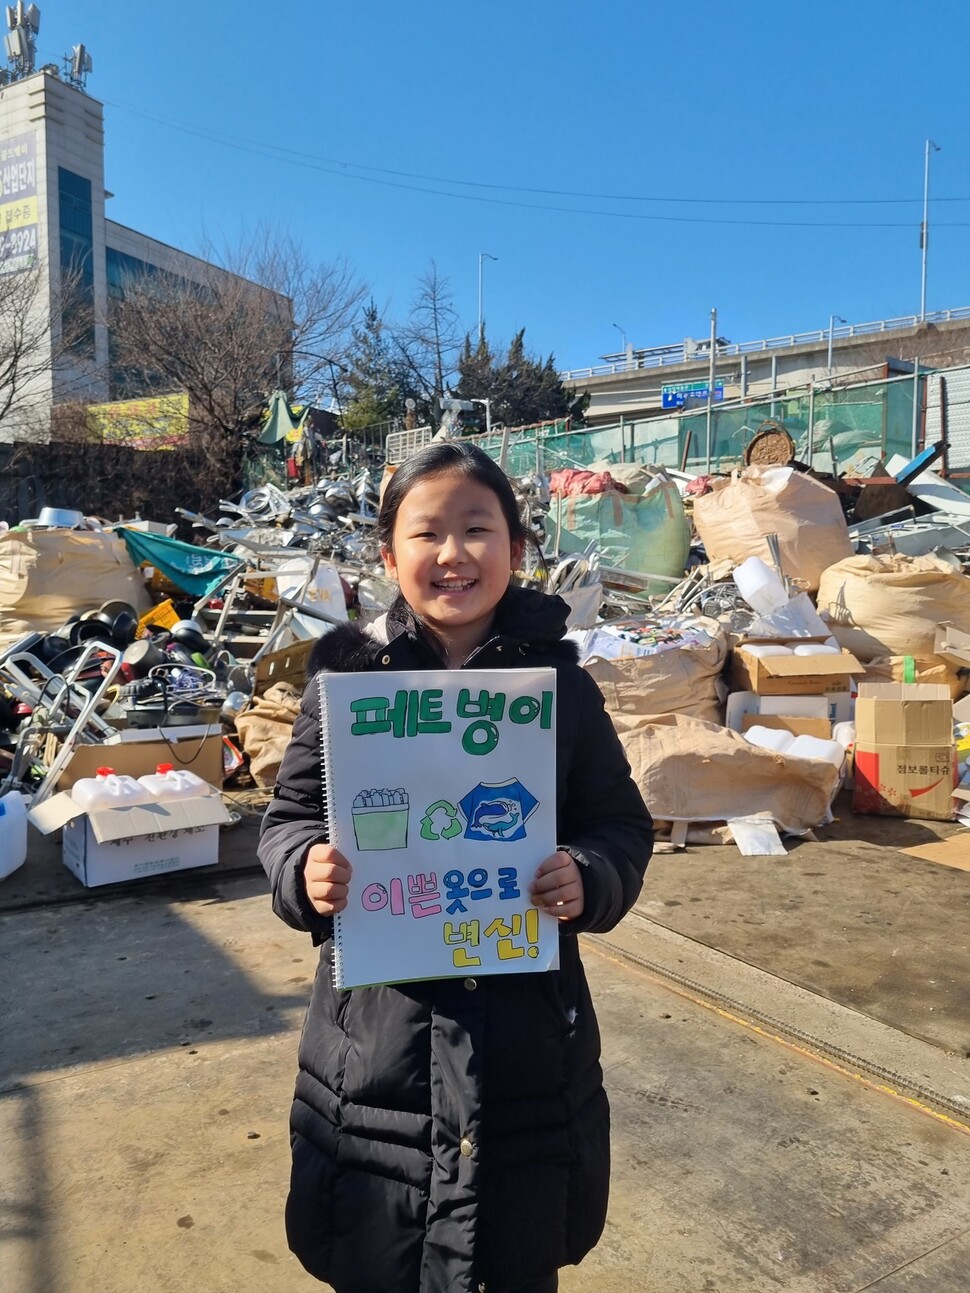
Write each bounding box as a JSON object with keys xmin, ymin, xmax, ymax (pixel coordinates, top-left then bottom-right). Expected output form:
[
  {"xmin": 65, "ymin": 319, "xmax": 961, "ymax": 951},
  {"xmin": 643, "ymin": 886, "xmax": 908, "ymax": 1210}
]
[{"xmin": 2, "ymin": 789, "xmax": 969, "ymax": 1291}]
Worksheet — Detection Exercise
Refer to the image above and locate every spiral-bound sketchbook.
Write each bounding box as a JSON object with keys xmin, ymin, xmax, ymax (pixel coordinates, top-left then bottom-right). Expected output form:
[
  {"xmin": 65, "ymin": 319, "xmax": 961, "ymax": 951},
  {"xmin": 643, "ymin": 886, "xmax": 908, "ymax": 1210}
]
[{"xmin": 320, "ymin": 668, "xmax": 560, "ymax": 989}]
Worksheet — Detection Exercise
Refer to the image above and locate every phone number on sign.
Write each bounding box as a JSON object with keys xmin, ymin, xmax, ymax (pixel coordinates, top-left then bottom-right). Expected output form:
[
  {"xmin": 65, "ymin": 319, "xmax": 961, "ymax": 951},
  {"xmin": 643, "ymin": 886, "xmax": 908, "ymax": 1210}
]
[{"xmin": 0, "ymin": 225, "xmax": 36, "ymax": 261}]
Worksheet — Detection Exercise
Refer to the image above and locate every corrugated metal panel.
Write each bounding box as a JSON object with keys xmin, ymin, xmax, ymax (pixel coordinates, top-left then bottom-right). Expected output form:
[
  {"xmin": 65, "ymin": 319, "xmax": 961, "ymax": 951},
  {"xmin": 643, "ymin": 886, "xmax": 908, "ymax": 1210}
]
[{"xmin": 924, "ymin": 366, "xmax": 970, "ymax": 471}]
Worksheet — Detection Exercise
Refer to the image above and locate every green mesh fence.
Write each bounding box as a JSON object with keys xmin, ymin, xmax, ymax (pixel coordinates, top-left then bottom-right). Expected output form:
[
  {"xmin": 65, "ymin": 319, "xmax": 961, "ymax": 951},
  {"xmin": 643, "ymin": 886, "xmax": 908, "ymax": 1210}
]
[{"xmin": 467, "ymin": 375, "xmax": 920, "ymax": 477}]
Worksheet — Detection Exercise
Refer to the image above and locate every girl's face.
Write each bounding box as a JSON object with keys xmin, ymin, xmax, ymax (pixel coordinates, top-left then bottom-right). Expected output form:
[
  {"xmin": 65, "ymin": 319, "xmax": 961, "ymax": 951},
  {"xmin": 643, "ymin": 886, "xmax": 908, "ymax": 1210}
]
[{"xmin": 381, "ymin": 469, "xmax": 524, "ymax": 661}]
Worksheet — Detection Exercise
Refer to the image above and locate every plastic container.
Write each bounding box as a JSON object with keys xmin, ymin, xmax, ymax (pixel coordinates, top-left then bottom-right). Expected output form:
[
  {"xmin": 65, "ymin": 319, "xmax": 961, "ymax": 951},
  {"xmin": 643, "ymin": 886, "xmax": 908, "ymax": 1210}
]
[
  {"xmin": 743, "ymin": 725, "xmax": 794, "ymax": 754},
  {"xmin": 137, "ymin": 763, "xmax": 210, "ymax": 801},
  {"xmin": 792, "ymin": 643, "xmax": 842, "ymax": 657},
  {"xmin": 786, "ymin": 734, "xmax": 846, "ymax": 769},
  {"xmin": 743, "ymin": 643, "xmax": 794, "ymax": 659},
  {"xmin": 71, "ymin": 767, "xmax": 154, "ymax": 809},
  {"xmin": 0, "ymin": 791, "xmax": 29, "ymax": 880},
  {"xmin": 732, "ymin": 556, "xmax": 789, "ymax": 616}
]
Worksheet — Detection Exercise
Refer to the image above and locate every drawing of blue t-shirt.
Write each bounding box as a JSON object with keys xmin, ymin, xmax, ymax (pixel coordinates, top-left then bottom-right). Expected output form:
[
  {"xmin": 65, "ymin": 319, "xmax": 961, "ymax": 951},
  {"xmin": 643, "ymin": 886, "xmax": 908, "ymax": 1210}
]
[{"xmin": 458, "ymin": 779, "xmax": 539, "ymax": 843}]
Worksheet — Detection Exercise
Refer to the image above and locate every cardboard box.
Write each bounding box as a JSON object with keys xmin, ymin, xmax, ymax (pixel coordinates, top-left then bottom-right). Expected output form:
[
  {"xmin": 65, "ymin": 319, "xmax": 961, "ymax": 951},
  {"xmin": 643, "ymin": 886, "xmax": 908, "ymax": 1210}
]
[
  {"xmin": 54, "ymin": 727, "xmax": 224, "ymax": 792},
  {"xmin": 726, "ymin": 691, "xmax": 832, "ymax": 733},
  {"xmin": 853, "ymin": 744, "xmax": 955, "ymax": 821},
  {"xmin": 740, "ymin": 714, "xmax": 832, "ymax": 739},
  {"xmin": 29, "ymin": 792, "xmax": 232, "ymax": 888},
  {"xmin": 854, "ymin": 684, "xmax": 953, "ymax": 746},
  {"xmin": 729, "ymin": 647, "xmax": 863, "ymax": 696},
  {"xmin": 852, "ymin": 683, "xmax": 955, "ymax": 820},
  {"xmin": 254, "ymin": 638, "xmax": 315, "ymax": 695}
]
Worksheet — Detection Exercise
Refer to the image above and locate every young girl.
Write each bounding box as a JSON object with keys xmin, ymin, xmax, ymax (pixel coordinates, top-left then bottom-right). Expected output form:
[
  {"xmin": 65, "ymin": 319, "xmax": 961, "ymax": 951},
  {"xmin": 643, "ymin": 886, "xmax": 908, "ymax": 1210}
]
[{"xmin": 259, "ymin": 442, "xmax": 653, "ymax": 1293}]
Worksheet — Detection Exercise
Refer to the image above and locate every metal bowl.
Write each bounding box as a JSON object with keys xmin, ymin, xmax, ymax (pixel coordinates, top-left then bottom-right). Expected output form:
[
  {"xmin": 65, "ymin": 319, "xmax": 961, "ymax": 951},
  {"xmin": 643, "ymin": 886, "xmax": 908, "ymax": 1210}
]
[{"xmin": 37, "ymin": 507, "xmax": 85, "ymax": 528}]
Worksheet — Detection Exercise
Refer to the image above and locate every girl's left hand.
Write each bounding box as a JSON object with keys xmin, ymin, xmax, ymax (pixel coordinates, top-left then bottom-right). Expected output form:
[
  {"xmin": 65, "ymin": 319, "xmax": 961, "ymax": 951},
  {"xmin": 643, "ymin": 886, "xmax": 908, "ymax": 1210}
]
[{"xmin": 530, "ymin": 850, "xmax": 585, "ymax": 922}]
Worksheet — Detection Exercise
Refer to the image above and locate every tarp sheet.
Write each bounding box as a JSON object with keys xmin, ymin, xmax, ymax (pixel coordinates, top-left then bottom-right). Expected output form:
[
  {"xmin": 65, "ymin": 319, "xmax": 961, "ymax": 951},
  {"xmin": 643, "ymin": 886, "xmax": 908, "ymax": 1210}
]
[
  {"xmin": 259, "ymin": 390, "xmax": 305, "ymax": 445},
  {"xmin": 118, "ymin": 528, "xmax": 244, "ymax": 599}
]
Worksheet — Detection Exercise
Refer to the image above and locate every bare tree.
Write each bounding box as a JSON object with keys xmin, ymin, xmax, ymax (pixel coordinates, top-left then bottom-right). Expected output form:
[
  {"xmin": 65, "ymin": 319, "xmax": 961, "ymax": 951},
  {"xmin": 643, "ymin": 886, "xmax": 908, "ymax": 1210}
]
[
  {"xmin": 109, "ymin": 228, "xmax": 367, "ymax": 440},
  {"xmin": 392, "ymin": 261, "xmax": 463, "ymax": 406},
  {"xmin": 0, "ymin": 261, "xmax": 91, "ymax": 432}
]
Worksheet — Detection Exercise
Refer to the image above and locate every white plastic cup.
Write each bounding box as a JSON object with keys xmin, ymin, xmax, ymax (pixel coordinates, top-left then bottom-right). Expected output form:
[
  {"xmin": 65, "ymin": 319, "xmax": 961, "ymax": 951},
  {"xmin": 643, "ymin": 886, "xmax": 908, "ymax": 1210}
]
[
  {"xmin": 733, "ymin": 556, "xmax": 789, "ymax": 616},
  {"xmin": 137, "ymin": 763, "xmax": 210, "ymax": 801},
  {"xmin": 832, "ymin": 721, "xmax": 856, "ymax": 751},
  {"xmin": 0, "ymin": 791, "xmax": 28, "ymax": 881}
]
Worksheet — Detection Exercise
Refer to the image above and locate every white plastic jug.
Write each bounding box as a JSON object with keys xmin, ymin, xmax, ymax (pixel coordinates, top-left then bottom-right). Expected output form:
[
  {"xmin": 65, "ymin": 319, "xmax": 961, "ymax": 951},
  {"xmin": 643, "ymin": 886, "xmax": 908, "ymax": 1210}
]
[
  {"xmin": 732, "ymin": 556, "xmax": 789, "ymax": 616},
  {"xmin": 71, "ymin": 767, "xmax": 153, "ymax": 810},
  {"xmin": 0, "ymin": 791, "xmax": 28, "ymax": 881},
  {"xmin": 137, "ymin": 763, "xmax": 209, "ymax": 801}
]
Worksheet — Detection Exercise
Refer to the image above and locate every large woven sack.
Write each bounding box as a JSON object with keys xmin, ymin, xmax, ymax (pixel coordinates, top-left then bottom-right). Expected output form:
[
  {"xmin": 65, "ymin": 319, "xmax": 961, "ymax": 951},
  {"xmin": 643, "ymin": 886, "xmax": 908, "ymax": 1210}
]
[
  {"xmin": 583, "ymin": 619, "xmax": 727, "ymax": 726},
  {"xmin": 0, "ymin": 528, "xmax": 152, "ymax": 649},
  {"xmin": 862, "ymin": 655, "xmax": 964, "ymax": 700},
  {"xmin": 545, "ymin": 477, "xmax": 689, "ymax": 591},
  {"xmin": 692, "ymin": 465, "xmax": 852, "ymax": 591},
  {"xmin": 618, "ymin": 713, "xmax": 838, "ymax": 833},
  {"xmin": 235, "ymin": 682, "xmax": 302, "ymax": 787},
  {"xmin": 816, "ymin": 553, "xmax": 970, "ymax": 662}
]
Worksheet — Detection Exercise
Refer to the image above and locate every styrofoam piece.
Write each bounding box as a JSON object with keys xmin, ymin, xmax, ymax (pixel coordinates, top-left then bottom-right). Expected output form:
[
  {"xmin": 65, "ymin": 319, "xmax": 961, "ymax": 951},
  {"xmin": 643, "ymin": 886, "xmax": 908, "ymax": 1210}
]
[
  {"xmin": 792, "ymin": 643, "xmax": 841, "ymax": 656},
  {"xmin": 743, "ymin": 725, "xmax": 795, "ymax": 754},
  {"xmin": 743, "ymin": 643, "xmax": 794, "ymax": 658},
  {"xmin": 786, "ymin": 734, "xmax": 846, "ymax": 768}
]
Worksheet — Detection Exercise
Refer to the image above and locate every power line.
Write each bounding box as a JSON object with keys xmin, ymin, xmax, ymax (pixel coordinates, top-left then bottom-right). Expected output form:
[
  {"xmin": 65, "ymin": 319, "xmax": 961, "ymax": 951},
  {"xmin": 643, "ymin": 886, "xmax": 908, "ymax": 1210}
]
[{"xmin": 104, "ymin": 99, "xmax": 970, "ymax": 229}]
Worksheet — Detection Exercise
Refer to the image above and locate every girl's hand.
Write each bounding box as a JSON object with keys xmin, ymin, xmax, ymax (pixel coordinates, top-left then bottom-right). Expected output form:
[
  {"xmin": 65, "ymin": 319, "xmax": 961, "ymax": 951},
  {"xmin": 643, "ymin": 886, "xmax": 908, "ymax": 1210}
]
[
  {"xmin": 303, "ymin": 844, "xmax": 352, "ymax": 914},
  {"xmin": 530, "ymin": 850, "xmax": 585, "ymax": 922}
]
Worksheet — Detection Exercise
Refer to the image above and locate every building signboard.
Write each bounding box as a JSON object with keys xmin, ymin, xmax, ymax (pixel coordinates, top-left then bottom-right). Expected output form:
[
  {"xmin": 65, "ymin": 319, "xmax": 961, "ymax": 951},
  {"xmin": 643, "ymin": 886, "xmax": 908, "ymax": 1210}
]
[
  {"xmin": 0, "ymin": 131, "xmax": 38, "ymax": 275},
  {"xmin": 661, "ymin": 379, "xmax": 725, "ymax": 410},
  {"xmin": 85, "ymin": 393, "xmax": 191, "ymax": 451}
]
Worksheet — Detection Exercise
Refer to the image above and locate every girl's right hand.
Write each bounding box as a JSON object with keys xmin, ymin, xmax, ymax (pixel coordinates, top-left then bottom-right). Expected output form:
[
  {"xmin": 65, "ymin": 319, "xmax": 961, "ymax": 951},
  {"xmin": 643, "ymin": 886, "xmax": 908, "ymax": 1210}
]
[{"xmin": 303, "ymin": 844, "xmax": 353, "ymax": 914}]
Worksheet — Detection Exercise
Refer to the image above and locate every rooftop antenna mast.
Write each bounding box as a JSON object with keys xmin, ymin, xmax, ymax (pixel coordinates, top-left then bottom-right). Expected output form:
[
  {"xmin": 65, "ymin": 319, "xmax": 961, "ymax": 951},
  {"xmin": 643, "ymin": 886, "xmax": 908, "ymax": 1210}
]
[
  {"xmin": 63, "ymin": 40, "xmax": 92, "ymax": 91},
  {"xmin": 2, "ymin": 3, "xmax": 41, "ymax": 83}
]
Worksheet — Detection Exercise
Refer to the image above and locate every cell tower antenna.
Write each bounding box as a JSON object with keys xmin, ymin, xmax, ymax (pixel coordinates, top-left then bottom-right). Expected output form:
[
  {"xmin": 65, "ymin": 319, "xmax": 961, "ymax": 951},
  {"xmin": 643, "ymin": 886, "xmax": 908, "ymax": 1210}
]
[{"xmin": 3, "ymin": 2, "xmax": 41, "ymax": 80}]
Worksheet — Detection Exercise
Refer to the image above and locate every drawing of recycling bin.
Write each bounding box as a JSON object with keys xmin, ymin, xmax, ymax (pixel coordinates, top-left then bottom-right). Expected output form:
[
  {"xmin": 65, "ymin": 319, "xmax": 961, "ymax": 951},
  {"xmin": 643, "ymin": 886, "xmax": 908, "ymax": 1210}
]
[
  {"xmin": 458, "ymin": 778, "xmax": 539, "ymax": 842},
  {"xmin": 352, "ymin": 788, "xmax": 410, "ymax": 850}
]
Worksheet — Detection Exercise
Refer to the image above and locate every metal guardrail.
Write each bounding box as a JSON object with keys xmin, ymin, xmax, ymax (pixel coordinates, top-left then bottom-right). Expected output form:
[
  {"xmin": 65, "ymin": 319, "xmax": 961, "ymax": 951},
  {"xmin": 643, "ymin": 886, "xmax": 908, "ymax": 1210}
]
[{"xmin": 560, "ymin": 306, "xmax": 970, "ymax": 382}]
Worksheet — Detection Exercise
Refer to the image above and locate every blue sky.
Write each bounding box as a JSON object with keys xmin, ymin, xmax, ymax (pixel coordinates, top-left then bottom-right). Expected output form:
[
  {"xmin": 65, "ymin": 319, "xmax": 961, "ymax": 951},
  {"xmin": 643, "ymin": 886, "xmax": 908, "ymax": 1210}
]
[{"xmin": 35, "ymin": 1, "xmax": 970, "ymax": 372}]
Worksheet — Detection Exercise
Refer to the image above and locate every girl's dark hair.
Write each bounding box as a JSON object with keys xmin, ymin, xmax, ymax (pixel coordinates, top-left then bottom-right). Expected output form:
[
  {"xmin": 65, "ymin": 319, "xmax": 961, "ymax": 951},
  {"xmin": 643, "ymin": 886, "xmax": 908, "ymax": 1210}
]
[{"xmin": 378, "ymin": 441, "xmax": 530, "ymax": 553}]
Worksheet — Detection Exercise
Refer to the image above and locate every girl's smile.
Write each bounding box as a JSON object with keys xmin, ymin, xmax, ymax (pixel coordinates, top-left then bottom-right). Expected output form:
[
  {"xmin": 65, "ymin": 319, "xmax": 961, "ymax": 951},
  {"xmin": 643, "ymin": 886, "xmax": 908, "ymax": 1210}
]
[{"xmin": 381, "ymin": 469, "xmax": 524, "ymax": 666}]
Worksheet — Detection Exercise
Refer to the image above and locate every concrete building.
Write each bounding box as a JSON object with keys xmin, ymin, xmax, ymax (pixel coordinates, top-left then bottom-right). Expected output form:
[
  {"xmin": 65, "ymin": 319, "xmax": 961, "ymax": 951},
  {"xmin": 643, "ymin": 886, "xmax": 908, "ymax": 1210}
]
[
  {"xmin": 562, "ymin": 310, "xmax": 970, "ymax": 428},
  {"xmin": 0, "ymin": 41, "xmax": 279, "ymax": 443}
]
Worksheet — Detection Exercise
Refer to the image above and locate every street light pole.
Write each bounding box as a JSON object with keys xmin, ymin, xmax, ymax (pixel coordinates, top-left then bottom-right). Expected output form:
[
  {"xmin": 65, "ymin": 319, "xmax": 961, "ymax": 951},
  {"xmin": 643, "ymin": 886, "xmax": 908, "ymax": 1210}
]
[
  {"xmin": 827, "ymin": 314, "xmax": 846, "ymax": 371},
  {"xmin": 705, "ymin": 307, "xmax": 717, "ymax": 474},
  {"xmin": 920, "ymin": 139, "xmax": 941, "ymax": 322},
  {"xmin": 478, "ymin": 252, "xmax": 497, "ymax": 346}
]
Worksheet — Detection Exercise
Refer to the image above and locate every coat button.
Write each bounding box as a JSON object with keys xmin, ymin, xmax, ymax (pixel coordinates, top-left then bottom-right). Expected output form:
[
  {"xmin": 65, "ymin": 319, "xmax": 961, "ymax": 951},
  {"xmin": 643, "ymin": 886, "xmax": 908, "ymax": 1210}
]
[
  {"xmin": 463, "ymin": 977, "xmax": 477, "ymax": 991},
  {"xmin": 460, "ymin": 1137, "xmax": 474, "ymax": 1157},
  {"xmin": 381, "ymin": 654, "xmax": 391, "ymax": 665}
]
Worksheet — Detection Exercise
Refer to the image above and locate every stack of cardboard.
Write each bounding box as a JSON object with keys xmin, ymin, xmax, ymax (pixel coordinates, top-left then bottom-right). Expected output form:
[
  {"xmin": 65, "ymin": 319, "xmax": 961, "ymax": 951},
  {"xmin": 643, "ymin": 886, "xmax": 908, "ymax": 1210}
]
[{"xmin": 853, "ymin": 683, "xmax": 955, "ymax": 820}]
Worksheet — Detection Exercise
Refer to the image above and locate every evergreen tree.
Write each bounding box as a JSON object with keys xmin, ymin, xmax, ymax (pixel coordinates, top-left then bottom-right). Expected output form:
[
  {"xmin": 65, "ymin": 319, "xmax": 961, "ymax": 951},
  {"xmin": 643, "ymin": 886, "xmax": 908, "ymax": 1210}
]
[
  {"xmin": 341, "ymin": 301, "xmax": 411, "ymax": 431},
  {"xmin": 454, "ymin": 328, "xmax": 586, "ymax": 429}
]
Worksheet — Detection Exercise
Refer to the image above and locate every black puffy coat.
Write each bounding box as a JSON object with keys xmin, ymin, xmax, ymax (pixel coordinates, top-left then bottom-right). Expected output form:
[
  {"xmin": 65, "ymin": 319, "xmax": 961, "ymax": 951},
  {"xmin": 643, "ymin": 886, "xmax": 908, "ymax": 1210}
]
[{"xmin": 259, "ymin": 587, "xmax": 653, "ymax": 1293}]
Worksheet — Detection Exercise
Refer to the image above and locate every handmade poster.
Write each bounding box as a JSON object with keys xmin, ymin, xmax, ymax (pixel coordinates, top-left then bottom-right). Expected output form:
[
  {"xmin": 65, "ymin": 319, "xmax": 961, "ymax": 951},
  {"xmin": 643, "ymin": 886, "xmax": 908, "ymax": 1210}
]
[{"xmin": 321, "ymin": 668, "xmax": 559, "ymax": 988}]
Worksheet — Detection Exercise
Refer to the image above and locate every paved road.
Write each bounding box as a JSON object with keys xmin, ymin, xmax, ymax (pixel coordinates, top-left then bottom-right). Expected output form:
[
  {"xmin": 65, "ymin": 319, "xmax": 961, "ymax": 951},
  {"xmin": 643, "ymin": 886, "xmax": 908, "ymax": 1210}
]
[{"xmin": 1, "ymin": 873, "xmax": 968, "ymax": 1292}]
